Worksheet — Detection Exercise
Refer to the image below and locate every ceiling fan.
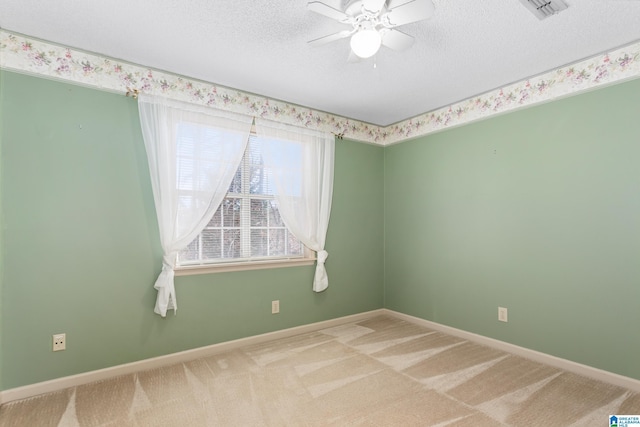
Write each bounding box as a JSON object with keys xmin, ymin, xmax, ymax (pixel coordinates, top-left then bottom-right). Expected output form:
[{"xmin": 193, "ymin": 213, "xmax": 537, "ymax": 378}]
[{"xmin": 307, "ymin": 0, "xmax": 435, "ymax": 60}]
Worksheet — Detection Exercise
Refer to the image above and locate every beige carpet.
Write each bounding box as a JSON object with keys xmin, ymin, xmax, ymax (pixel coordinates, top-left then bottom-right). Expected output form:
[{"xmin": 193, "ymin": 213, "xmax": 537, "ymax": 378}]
[{"xmin": 1, "ymin": 315, "xmax": 639, "ymax": 426}]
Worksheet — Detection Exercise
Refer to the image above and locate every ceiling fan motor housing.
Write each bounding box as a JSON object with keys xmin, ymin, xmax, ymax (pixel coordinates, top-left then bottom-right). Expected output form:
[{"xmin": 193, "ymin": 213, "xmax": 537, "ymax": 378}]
[{"xmin": 308, "ymin": 0, "xmax": 435, "ymax": 58}]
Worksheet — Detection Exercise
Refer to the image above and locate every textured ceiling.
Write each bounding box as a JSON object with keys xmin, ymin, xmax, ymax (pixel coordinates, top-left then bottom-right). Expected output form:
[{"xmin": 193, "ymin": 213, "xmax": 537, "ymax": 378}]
[{"xmin": 1, "ymin": 0, "xmax": 640, "ymax": 126}]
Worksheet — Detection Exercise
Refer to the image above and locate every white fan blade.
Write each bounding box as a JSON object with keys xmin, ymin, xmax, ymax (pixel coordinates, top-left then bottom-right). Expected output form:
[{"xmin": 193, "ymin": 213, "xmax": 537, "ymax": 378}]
[
  {"xmin": 381, "ymin": 29, "xmax": 414, "ymax": 50},
  {"xmin": 384, "ymin": 0, "xmax": 434, "ymax": 26},
  {"xmin": 308, "ymin": 30, "xmax": 353, "ymax": 46},
  {"xmin": 308, "ymin": 1, "xmax": 350, "ymax": 22},
  {"xmin": 362, "ymin": 0, "xmax": 387, "ymax": 13}
]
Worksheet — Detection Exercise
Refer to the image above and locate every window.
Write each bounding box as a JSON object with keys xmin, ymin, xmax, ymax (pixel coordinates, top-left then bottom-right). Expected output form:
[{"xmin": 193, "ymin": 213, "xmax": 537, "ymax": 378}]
[
  {"xmin": 177, "ymin": 134, "xmax": 305, "ymax": 268},
  {"xmin": 140, "ymin": 94, "xmax": 332, "ymax": 310}
]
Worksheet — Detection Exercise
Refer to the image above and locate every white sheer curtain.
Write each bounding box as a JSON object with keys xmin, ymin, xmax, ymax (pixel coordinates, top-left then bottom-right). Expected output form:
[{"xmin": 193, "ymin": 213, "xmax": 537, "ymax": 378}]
[
  {"xmin": 255, "ymin": 119, "xmax": 335, "ymax": 292},
  {"xmin": 138, "ymin": 94, "xmax": 253, "ymax": 316}
]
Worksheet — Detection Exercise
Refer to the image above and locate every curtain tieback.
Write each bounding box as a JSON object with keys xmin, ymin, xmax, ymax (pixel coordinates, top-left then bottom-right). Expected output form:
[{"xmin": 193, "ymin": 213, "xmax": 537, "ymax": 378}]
[
  {"xmin": 317, "ymin": 250, "xmax": 328, "ymax": 265},
  {"xmin": 155, "ymin": 254, "xmax": 177, "ymax": 290}
]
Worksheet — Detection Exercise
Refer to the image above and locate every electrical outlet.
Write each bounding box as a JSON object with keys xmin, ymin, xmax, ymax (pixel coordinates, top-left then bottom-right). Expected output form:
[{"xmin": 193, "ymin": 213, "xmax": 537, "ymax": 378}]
[
  {"xmin": 272, "ymin": 300, "xmax": 280, "ymax": 314},
  {"xmin": 53, "ymin": 333, "xmax": 66, "ymax": 351},
  {"xmin": 498, "ymin": 307, "xmax": 508, "ymax": 323}
]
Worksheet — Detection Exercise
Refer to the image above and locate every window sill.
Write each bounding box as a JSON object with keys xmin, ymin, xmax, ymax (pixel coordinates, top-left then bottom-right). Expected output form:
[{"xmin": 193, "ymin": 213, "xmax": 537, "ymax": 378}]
[{"xmin": 175, "ymin": 257, "xmax": 316, "ymax": 276}]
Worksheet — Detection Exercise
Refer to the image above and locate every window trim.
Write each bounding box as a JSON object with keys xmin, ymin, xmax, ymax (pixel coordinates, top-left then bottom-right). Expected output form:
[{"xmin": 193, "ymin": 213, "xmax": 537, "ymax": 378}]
[
  {"xmin": 176, "ymin": 132, "xmax": 308, "ymax": 270},
  {"xmin": 175, "ymin": 249, "xmax": 316, "ymax": 275}
]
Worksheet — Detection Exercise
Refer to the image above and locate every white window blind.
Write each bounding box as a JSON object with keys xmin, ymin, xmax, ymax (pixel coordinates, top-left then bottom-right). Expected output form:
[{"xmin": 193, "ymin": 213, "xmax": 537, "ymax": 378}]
[{"xmin": 178, "ymin": 135, "xmax": 304, "ymax": 266}]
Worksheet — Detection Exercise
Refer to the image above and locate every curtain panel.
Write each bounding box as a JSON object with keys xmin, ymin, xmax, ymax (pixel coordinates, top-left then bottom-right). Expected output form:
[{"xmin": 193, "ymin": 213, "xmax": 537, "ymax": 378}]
[
  {"xmin": 138, "ymin": 94, "xmax": 253, "ymax": 316},
  {"xmin": 255, "ymin": 119, "xmax": 335, "ymax": 292}
]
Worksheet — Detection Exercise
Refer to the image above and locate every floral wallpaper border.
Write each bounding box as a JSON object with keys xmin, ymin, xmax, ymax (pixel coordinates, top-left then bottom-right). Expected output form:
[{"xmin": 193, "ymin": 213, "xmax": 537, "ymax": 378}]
[{"xmin": 1, "ymin": 30, "xmax": 639, "ymax": 145}]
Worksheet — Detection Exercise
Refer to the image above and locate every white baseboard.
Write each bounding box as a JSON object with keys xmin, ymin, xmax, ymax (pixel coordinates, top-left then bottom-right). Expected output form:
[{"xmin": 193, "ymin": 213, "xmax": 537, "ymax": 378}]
[
  {"xmin": 383, "ymin": 309, "xmax": 640, "ymax": 393},
  {"xmin": 0, "ymin": 309, "xmax": 385, "ymax": 405},
  {"xmin": 3, "ymin": 308, "xmax": 639, "ymax": 404}
]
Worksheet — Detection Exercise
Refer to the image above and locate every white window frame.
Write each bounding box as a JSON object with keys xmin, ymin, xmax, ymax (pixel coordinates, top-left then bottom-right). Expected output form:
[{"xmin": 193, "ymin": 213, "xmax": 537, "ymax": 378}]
[
  {"xmin": 175, "ymin": 133, "xmax": 315, "ymax": 275},
  {"xmin": 175, "ymin": 254, "xmax": 316, "ymax": 275}
]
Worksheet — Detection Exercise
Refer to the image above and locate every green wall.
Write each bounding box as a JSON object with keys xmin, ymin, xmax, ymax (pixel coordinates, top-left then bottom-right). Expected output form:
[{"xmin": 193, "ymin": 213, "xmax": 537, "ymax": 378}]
[
  {"xmin": 384, "ymin": 78, "xmax": 640, "ymax": 380},
  {"xmin": 0, "ymin": 71, "xmax": 385, "ymax": 390},
  {"xmin": 2, "ymin": 67, "xmax": 639, "ymax": 391},
  {"xmin": 0, "ymin": 69, "xmax": 5, "ymax": 390}
]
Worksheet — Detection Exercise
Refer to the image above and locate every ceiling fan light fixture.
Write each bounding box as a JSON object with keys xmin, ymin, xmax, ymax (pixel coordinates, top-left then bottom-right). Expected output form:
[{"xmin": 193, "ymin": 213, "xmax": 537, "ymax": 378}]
[{"xmin": 350, "ymin": 29, "xmax": 382, "ymax": 58}]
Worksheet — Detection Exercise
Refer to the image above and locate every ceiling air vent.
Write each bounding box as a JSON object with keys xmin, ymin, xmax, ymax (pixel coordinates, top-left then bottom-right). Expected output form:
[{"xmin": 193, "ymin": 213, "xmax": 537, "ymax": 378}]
[{"xmin": 519, "ymin": 0, "xmax": 568, "ymax": 20}]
